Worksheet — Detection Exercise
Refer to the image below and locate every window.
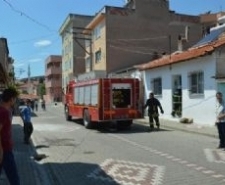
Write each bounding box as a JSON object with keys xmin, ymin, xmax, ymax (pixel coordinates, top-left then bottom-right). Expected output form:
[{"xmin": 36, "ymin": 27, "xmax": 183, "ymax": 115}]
[
  {"xmin": 91, "ymin": 84, "xmax": 98, "ymax": 105},
  {"xmin": 112, "ymin": 83, "xmax": 131, "ymax": 108},
  {"xmin": 189, "ymin": 71, "xmax": 204, "ymax": 95},
  {"xmin": 93, "ymin": 23, "xmax": 103, "ymax": 39},
  {"xmin": 85, "ymin": 40, "xmax": 91, "ymax": 47},
  {"xmin": 84, "ymin": 86, "xmax": 91, "ymax": 105},
  {"xmin": 95, "ymin": 50, "xmax": 101, "ymax": 63},
  {"xmin": 152, "ymin": 78, "xmax": 162, "ymax": 95},
  {"xmin": 78, "ymin": 87, "xmax": 84, "ymax": 104},
  {"xmin": 85, "ymin": 57, "xmax": 91, "ymax": 71}
]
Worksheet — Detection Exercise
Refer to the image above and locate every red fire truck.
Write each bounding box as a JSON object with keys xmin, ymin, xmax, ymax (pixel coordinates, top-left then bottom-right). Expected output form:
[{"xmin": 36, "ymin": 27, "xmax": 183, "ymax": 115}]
[{"xmin": 64, "ymin": 78, "xmax": 143, "ymax": 129}]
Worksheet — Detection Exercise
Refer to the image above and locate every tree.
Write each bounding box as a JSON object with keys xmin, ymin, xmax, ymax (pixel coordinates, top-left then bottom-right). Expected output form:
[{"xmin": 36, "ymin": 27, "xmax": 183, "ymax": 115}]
[{"xmin": 38, "ymin": 83, "xmax": 46, "ymax": 98}]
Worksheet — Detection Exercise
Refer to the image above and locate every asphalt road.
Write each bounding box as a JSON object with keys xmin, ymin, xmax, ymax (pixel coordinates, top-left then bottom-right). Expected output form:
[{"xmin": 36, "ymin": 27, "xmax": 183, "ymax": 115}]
[{"xmin": 31, "ymin": 104, "xmax": 225, "ymax": 185}]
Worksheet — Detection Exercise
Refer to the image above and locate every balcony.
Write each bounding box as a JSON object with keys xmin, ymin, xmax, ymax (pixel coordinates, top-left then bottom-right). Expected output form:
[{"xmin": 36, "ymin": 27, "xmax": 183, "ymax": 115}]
[
  {"xmin": 45, "ymin": 79, "xmax": 62, "ymax": 88},
  {"xmin": 46, "ymin": 67, "xmax": 61, "ymax": 76}
]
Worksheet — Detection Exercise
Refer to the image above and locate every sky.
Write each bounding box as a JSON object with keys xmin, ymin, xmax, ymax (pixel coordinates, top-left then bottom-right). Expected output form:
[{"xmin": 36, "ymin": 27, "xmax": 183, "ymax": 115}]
[{"xmin": 0, "ymin": 0, "xmax": 225, "ymax": 79}]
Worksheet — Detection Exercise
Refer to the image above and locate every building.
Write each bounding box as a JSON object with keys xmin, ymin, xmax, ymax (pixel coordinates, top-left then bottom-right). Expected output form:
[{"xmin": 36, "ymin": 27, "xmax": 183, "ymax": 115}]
[
  {"xmin": 200, "ymin": 11, "xmax": 225, "ymax": 35},
  {"xmin": 16, "ymin": 75, "xmax": 44, "ymax": 100},
  {"xmin": 59, "ymin": 14, "xmax": 93, "ymax": 90},
  {"xmin": 135, "ymin": 17, "xmax": 225, "ymax": 126},
  {"xmin": 81, "ymin": 0, "xmax": 211, "ymax": 79},
  {"xmin": 0, "ymin": 37, "xmax": 14, "ymax": 88},
  {"xmin": 45, "ymin": 55, "xmax": 62, "ymax": 102}
]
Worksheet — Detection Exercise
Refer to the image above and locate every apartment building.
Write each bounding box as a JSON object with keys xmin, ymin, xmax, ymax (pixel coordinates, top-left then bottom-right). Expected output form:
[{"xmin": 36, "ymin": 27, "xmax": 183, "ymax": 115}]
[
  {"xmin": 59, "ymin": 14, "xmax": 93, "ymax": 90},
  {"xmin": 45, "ymin": 55, "xmax": 62, "ymax": 102},
  {"xmin": 82, "ymin": 0, "xmax": 222, "ymax": 78}
]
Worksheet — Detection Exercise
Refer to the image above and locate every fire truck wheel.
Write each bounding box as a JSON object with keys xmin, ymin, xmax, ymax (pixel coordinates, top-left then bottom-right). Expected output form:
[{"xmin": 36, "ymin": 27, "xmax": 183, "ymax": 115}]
[
  {"xmin": 65, "ymin": 106, "xmax": 72, "ymax": 121},
  {"xmin": 83, "ymin": 109, "xmax": 92, "ymax": 129}
]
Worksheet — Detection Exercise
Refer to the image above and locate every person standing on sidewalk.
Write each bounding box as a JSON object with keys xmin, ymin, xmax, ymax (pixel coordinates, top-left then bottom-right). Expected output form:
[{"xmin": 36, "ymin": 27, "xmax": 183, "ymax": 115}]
[
  {"xmin": 20, "ymin": 99, "xmax": 33, "ymax": 144},
  {"xmin": 143, "ymin": 92, "xmax": 164, "ymax": 131},
  {"xmin": 0, "ymin": 88, "xmax": 20, "ymax": 185},
  {"xmin": 215, "ymin": 92, "xmax": 225, "ymax": 149}
]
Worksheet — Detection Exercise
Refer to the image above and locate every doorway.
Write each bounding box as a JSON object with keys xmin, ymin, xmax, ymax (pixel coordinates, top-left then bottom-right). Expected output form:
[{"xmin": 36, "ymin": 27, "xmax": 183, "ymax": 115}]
[{"xmin": 172, "ymin": 75, "xmax": 182, "ymax": 117}]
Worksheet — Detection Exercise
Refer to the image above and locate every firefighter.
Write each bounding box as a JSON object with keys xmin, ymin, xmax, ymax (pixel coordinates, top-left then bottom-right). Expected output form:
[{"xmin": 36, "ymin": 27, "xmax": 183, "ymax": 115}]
[{"xmin": 143, "ymin": 92, "xmax": 164, "ymax": 131}]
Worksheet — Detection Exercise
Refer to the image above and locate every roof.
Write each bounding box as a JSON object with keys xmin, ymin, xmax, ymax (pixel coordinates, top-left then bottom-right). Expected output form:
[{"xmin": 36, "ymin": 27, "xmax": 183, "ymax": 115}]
[
  {"xmin": 19, "ymin": 94, "xmax": 39, "ymax": 100},
  {"xmin": 135, "ymin": 37, "xmax": 225, "ymax": 71}
]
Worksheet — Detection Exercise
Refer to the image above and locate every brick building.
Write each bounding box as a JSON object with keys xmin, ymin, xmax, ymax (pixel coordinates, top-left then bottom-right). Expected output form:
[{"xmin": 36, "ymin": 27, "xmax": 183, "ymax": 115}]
[{"xmin": 45, "ymin": 55, "xmax": 62, "ymax": 102}]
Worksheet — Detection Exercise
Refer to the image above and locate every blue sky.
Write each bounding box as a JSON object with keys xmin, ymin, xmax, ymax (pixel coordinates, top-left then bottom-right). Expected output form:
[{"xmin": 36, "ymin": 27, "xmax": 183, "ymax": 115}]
[{"xmin": 0, "ymin": 0, "xmax": 225, "ymax": 79}]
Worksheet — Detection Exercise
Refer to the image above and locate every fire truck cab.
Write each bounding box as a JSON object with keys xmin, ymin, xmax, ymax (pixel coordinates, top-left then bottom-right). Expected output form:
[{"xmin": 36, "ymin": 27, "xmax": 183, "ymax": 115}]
[{"xmin": 64, "ymin": 78, "xmax": 142, "ymax": 129}]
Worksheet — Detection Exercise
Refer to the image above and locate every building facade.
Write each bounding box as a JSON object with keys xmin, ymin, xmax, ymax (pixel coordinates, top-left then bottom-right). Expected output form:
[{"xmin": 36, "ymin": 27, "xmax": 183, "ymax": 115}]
[
  {"xmin": 83, "ymin": 0, "xmax": 212, "ymax": 78},
  {"xmin": 45, "ymin": 55, "xmax": 62, "ymax": 102},
  {"xmin": 59, "ymin": 14, "xmax": 93, "ymax": 90},
  {"xmin": 0, "ymin": 37, "xmax": 14, "ymax": 88},
  {"xmin": 135, "ymin": 19, "xmax": 225, "ymax": 126}
]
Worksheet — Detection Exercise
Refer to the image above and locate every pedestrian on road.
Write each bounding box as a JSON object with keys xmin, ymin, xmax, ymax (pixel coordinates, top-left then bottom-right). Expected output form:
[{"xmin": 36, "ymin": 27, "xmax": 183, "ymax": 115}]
[
  {"xmin": 20, "ymin": 99, "xmax": 33, "ymax": 144},
  {"xmin": 0, "ymin": 88, "xmax": 20, "ymax": 185},
  {"xmin": 35, "ymin": 100, "xmax": 38, "ymax": 112},
  {"xmin": 215, "ymin": 92, "xmax": 225, "ymax": 149},
  {"xmin": 143, "ymin": 92, "xmax": 164, "ymax": 131},
  {"xmin": 41, "ymin": 99, "xmax": 46, "ymax": 111}
]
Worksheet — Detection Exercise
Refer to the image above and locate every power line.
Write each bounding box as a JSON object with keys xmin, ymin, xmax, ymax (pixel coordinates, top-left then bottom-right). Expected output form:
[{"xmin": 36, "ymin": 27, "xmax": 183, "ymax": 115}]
[
  {"xmin": 74, "ymin": 37, "xmax": 90, "ymax": 55},
  {"xmin": 110, "ymin": 43, "xmax": 167, "ymax": 53},
  {"xmin": 109, "ymin": 36, "xmax": 168, "ymax": 42},
  {"xmin": 2, "ymin": 0, "xmax": 56, "ymax": 33},
  {"xmin": 110, "ymin": 44, "xmax": 159, "ymax": 55}
]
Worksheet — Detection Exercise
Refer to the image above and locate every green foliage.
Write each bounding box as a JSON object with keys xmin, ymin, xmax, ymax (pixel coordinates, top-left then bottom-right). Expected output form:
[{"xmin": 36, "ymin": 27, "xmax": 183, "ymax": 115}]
[
  {"xmin": 6, "ymin": 84, "xmax": 20, "ymax": 96},
  {"xmin": 37, "ymin": 83, "xmax": 46, "ymax": 98}
]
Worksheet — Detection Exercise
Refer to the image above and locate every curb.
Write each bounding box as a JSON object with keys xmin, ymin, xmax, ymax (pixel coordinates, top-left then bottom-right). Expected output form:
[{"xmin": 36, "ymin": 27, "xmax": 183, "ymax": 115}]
[{"xmin": 135, "ymin": 119, "xmax": 218, "ymax": 139}]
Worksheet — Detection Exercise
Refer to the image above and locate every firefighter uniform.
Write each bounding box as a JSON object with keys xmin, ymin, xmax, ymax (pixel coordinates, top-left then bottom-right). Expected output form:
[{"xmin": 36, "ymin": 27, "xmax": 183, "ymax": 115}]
[{"xmin": 144, "ymin": 93, "xmax": 164, "ymax": 130}]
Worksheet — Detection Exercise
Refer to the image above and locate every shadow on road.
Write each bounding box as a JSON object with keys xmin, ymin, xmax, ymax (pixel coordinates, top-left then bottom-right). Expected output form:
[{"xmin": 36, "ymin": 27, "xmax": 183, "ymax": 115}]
[
  {"xmin": 42, "ymin": 162, "xmax": 120, "ymax": 185},
  {"xmin": 96, "ymin": 122, "xmax": 172, "ymax": 134},
  {"xmin": 10, "ymin": 124, "xmax": 119, "ymax": 185}
]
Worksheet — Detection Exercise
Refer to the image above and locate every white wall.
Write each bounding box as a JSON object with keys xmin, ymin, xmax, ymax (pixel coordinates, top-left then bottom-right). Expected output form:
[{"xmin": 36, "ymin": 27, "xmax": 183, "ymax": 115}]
[{"xmin": 143, "ymin": 54, "xmax": 217, "ymax": 126}]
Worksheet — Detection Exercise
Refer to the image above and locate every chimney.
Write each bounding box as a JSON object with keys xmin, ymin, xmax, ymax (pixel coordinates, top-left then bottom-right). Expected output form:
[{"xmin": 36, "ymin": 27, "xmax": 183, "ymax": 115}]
[
  {"xmin": 178, "ymin": 35, "xmax": 183, "ymax": 51},
  {"xmin": 177, "ymin": 26, "xmax": 189, "ymax": 51}
]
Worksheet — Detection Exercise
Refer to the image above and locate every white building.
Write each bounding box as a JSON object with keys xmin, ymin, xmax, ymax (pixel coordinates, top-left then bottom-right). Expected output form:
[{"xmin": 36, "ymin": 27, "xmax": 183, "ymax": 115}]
[{"xmin": 135, "ymin": 25, "xmax": 225, "ymax": 126}]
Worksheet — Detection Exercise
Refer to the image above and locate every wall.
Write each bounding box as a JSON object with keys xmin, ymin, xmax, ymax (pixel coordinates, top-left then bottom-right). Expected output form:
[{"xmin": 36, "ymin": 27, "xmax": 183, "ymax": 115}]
[{"xmin": 105, "ymin": 1, "xmax": 203, "ymax": 74}]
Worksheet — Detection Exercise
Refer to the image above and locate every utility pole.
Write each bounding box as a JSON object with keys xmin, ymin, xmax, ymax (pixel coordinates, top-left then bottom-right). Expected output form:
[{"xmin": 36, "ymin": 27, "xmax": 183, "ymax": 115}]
[
  {"xmin": 71, "ymin": 27, "xmax": 93, "ymax": 72},
  {"xmin": 28, "ymin": 63, "xmax": 32, "ymax": 94}
]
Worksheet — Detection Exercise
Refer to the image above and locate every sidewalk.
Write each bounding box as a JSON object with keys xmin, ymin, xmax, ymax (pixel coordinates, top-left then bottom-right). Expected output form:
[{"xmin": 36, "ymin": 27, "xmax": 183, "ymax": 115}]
[
  {"xmin": 136, "ymin": 116, "xmax": 219, "ymax": 138},
  {"xmin": 0, "ymin": 116, "xmax": 42, "ymax": 185}
]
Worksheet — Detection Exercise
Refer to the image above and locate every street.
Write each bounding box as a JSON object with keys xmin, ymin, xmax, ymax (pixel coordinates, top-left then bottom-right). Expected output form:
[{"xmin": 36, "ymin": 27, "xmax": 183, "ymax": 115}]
[{"xmin": 29, "ymin": 104, "xmax": 225, "ymax": 185}]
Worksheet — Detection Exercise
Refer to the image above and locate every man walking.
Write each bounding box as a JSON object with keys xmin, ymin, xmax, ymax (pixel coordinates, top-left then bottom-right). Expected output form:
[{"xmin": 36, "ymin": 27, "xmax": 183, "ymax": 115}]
[
  {"xmin": 144, "ymin": 92, "xmax": 164, "ymax": 131},
  {"xmin": 215, "ymin": 92, "xmax": 225, "ymax": 149},
  {"xmin": 0, "ymin": 88, "xmax": 20, "ymax": 185},
  {"xmin": 20, "ymin": 99, "xmax": 33, "ymax": 144}
]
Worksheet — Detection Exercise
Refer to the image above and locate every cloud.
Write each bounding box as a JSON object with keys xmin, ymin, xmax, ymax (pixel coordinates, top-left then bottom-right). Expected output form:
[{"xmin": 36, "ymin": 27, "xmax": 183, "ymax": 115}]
[
  {"xmin": 28, "ymin": 58, "xmax": 42, "ymax": 63},
  {"xmin": 34, "ymin": 40, "xmax": 52, "ymax": 47},
  {"xmin": 14, "ymin": 63, "xmax": 25, "ymax": 67}
]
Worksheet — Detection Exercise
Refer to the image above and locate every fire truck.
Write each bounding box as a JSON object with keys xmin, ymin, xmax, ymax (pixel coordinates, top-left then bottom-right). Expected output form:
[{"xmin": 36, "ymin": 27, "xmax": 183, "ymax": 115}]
[{"xmin": 64, "ymin": 78, "xmax": 143, "ymax": 129}]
